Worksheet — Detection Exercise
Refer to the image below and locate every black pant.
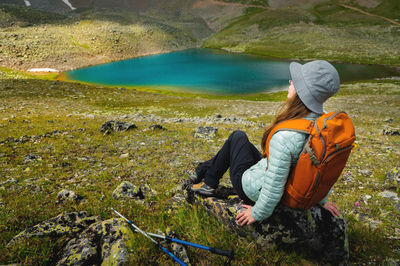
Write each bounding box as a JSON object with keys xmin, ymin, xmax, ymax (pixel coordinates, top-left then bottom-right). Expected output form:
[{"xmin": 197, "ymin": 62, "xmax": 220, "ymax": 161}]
[{"xmin": 195, "ymin": 130, "xmax": 262, "ymax": 204}]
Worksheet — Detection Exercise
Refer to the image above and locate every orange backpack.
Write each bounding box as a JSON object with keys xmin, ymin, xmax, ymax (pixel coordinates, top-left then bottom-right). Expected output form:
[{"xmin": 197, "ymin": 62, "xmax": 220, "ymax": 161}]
[{"xmin": 265, "ymin": 112, "xmax": 355, "ymax": 209}]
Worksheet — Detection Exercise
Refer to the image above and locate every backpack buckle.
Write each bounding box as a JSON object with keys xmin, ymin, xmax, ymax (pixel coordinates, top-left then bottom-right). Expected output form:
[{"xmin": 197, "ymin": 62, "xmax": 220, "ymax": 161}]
[{"xmin": 305, "ymin": 145, "xmax": 320, "ymax": 166}]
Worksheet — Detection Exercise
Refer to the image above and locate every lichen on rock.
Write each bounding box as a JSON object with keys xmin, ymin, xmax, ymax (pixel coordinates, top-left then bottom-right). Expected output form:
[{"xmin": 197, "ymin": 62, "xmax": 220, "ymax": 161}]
[
  {"xmin": 100, "ymin": 121, "xmax": 137, "ymax": 135},
  {"xmin": 56, "ymin": 189, "xmax": 84, "ymax": 204},
  {"xmin": 112, "ymin": 181, "xmax": 156, "ymax": 200},
  {"xmin": 112, "ymin": 181, "xmax": 144, "ymax": 200},
  {"xmin": 58, "ymin": 218, "xmax": 135, "ymax": 266},
  {"xmin": 7, "ymin": 211, "xmax": 101, "ymax": 246},
  {"xmin": 194, "ymin": 126, "xmax": 218, "ymax": 139},
  {"xmin": 8, "ymin": 212, "xmax": 136, "ymax": 265},
  {"xmin": 384, "ymin": 167, "xmax": 400, "ymax": 189}
]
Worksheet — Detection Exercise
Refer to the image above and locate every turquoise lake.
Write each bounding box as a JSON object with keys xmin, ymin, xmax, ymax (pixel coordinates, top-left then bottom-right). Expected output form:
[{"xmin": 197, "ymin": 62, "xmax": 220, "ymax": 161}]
[{"xmin": 65, "ymin": 49, "xmax": 398, "ymax": 95}]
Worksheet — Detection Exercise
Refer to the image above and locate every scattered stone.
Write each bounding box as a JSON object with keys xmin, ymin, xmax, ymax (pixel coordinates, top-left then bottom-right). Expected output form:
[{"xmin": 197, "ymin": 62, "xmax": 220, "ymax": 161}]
[
  {"xmin": 382, "ymin": 126, "xmax": 400, "ymax": 135},
  {"xmin": 341, "ymin": 171, "xmax": 354, "ymax": 183},
  {"xmin": 112, "ymin": 181, "xmax": 144, "ymax": 200},
  {"xmin": 378, "ymin": 190, "xmax": 398, "ymax": 201},
  {"xmin": 24, "ymin": 154, "xmax": 40, "ymax": 163},
  {"xmin": 194, "ymin": 126, "xmax": 218, "ymax": 139},
  {"xmin": 120, "ymin": 153, "xmax": 129, "ymax": 159},
  {"xmin": 165, "ymin": 229, "xmax": 190, "ymax": 265},
  {"xmin": 148, "ymin": 124, "xmax": 167, "ymax": 131},
  {"xmin": 0, "ymin": 129, "xmax": 71, "ymax": 145},
  {"xmin": 384, "ymin": 118, "xmax": 394, "ymax": 123},
  {"xmin": 77, "ymin": 156, "xmax": 89, "ymax": 161},
  {"xmin": 358, "ymin": 169, "xmax": 372, "ymax": 176},
  {"xmin": 0, "ymin": 178, "xmax": 18, "ymax": 185},
  {"xmin": 57, "ymin": 189, "xmax": 84, "ymax": 204},
  {"xmin": 61, "ymin": 162, "xmax": 71, "ymax": 167},
  {"xmin": 100, "ymin": 121, "xmax": 137, "ymax": 134},
  {"xmin": 362, "ymin": 195, "xmax": 372, "ymax": 203},
  {"xmin": 354, "ymin": 212, "xmax": 382, "ymax": 230},
  {"xmin": 383, "ymin": 258, "xmax": 400, "ymax": 266},
  {"xmin": 395, "ymin": 200, "xmax": 400, "ymax": 211},
  {"xmin": 384, "ymin": 167, "xmax": 400, "ymax": 188}
]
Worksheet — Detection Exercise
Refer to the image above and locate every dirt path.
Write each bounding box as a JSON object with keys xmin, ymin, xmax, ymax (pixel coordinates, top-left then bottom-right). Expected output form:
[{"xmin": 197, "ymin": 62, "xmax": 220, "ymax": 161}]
[
  {"xmin": 194, "ymin": 0, "xmax": 271, "ymax": 10},
  {"xmin": 338, "ymin": 4, "xmax": 400, "ymax": 26}
]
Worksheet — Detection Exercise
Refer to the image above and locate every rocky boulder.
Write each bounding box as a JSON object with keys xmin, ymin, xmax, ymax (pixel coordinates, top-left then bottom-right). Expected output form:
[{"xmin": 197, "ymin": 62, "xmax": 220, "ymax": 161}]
[
  {"xmin": 57, "ymin": 189, "xmax": 84, "ymax": 204},
  {"xmin": 58, "ymin": 218, "xmax": 135, "ymax": 266},
  {"xmin": 384, "ymin": 167, "xmax": 400, "ymax": 189},
  {"xmin": 8, "ymin": 212, "xmax": 136, "ymax": 265},
  {"xmin": 112, "ymin": 181, "xmax": 144, "ymax": 200},
  {"xmin": 167, "ymin": 181, "xmax": 349, "ymax": 263},
  {"xmin": 148, "ymin": 124, "xmax": 167, "ymax": 131},
  {"xmin": 194, "ymin": 126, "xmax": 218, "ymax": 139},
  {"xmin": 100, "ymin": 121, "xmax": 137, "ymax": 135},
  {"xmin": 382, "ymin": 127, "xmax": 400, "ymax": 136},
  {"xmin": 7, "ymin": 212, "xmax": 101, "ymax": 246}
]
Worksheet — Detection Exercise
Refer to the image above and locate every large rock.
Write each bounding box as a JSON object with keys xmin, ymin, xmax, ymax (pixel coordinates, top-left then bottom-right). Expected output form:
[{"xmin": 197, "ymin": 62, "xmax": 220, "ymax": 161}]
[
  {"xmin": 57, "ymin": 218, "xmax": 135, "ymax": 266},
  {"xmin": 7, "ymin": 212, "xmax": 101, "ymax": 246},
  {"xmin": 168, "ymin": 181, "xmax": 349, "ymax": 263},
  {"xmin": 8, "ymin": 212, "xmax": 136, "ymax": 265}
]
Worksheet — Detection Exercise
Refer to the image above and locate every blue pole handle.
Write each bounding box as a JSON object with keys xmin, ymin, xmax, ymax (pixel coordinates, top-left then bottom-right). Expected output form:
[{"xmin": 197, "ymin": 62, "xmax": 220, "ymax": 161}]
[
  {"xmin": 165, "ymin": 237, "xmax": 234, "ymax": 259},
  {"xmin": 159, "ymin": 244, "xmax": 187, "ymax": 266}
]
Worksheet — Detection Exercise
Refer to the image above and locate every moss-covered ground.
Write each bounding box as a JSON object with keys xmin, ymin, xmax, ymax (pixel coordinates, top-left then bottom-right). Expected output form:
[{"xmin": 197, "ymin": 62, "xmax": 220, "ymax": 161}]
[{"xmin": 0, "ymin": 67, "xmax": 399, "ymax": 264}]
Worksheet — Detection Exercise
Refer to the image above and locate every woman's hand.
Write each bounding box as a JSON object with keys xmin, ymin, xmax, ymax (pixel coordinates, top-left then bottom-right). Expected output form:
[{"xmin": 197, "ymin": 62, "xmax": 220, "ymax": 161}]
[
  {"xmin": 236, "ymin": 204, "xmax": 256, "ymax": 226},
  {"xmin": 322, "ymin": 201, "xmax": 340, "ymax": 217}
]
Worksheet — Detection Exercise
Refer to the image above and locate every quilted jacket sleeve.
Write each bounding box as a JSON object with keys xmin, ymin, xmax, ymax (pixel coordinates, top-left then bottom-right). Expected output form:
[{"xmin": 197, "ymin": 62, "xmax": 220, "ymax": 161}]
[{"xmin": 251, "ymin": 131, "xmax": 305, "ymax": 221}]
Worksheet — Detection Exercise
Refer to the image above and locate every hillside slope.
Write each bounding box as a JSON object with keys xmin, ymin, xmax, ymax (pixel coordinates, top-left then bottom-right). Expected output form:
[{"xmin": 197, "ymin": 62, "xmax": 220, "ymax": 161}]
[
  {"xmin": 0, "ymin": 4, "xmax": 214, "ymax": 71},
  {"xmin": 203, "ymin": 0, "xmax": 400, "ymax": 66}
]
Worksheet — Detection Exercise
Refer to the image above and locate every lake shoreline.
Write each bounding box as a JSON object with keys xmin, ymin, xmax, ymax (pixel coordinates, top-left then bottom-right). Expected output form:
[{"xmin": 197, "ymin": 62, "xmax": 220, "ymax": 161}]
[{"xmin": 62, "ymin": 48, "xmax": 400, "ymax": 96}]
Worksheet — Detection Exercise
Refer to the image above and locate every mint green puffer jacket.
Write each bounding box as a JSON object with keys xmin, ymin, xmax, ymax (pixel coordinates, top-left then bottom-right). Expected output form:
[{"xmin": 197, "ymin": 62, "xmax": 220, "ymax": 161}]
[{"xmin": 242, "ymin": 113, "xmax": 330, "ymax": 221}]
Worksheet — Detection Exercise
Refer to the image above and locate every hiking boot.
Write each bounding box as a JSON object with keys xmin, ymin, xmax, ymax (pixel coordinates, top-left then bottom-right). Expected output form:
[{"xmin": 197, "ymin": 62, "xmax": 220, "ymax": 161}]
[
  {"xmin": 191, "ymin": 182, "xmax": 216, "ymax": 196},
  {"xmin": 187, "ymin": 169, "xmax": 202, "ymax": 184}
]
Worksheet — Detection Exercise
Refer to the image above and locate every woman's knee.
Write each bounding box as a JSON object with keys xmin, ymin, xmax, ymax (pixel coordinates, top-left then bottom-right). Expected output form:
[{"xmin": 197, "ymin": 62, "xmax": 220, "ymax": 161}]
[{"xmin": 229, "ymin": 130, "xmax": 248, "ymax": 142}]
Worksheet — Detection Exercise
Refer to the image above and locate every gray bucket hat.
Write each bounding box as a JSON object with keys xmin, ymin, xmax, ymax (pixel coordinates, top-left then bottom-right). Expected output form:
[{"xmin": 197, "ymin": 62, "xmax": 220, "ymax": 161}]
[{"xmin": 289, "ymin": 60, "xmax": 340, "ymax": 114}]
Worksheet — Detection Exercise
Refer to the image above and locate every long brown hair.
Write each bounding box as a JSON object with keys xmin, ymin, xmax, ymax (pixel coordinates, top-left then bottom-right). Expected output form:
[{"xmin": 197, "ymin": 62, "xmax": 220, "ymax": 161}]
[{"xmin": 261, "ymin": 94, "xmax": 311, "ymax": 157}]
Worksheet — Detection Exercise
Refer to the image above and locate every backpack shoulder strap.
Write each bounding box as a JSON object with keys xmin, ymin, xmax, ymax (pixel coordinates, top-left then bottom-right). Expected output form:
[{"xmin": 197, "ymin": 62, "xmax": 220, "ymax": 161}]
[{"xmin": 265, "ymin": 119, "xmax": 314, "ymax": 161}]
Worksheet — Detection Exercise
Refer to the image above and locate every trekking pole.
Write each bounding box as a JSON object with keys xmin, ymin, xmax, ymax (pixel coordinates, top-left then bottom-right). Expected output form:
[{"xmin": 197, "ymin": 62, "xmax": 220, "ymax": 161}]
[
  {"xmin": 111, "ymin": 208, "xmax": 234, "ymax": 262},
  {"xmin": 111, "ymin": 208, "xmax": 187, "ymax": 266},
  {"xmin": 147, "ymin": 232, "xmax": 234, "ymax": 261}
]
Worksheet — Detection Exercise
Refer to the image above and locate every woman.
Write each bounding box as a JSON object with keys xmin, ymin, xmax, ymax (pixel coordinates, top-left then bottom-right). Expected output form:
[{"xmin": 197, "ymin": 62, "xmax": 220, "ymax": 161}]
[{"xmin": 190, "ymin": 60, "xmax": 341, "ymax": 226}]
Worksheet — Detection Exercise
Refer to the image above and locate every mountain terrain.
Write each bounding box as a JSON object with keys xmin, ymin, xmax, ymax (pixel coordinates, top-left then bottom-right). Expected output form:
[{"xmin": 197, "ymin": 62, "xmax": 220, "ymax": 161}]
[
  {"xmin": 0, "ymin": 0, "xmax": 399, "ymax": 265},
  {"xmin": 0, "ymin": 0, "xmax": 399, "ymax": 71}
]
